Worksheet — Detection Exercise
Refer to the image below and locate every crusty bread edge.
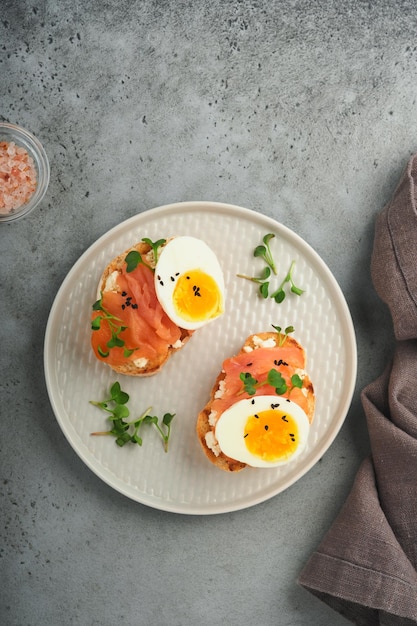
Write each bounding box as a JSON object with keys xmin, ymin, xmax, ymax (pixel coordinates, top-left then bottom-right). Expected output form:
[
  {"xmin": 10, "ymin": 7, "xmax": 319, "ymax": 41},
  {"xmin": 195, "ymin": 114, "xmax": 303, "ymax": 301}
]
[{"xmin": 196, "ymin": 332, "xmax": 315, "ymax": 472}]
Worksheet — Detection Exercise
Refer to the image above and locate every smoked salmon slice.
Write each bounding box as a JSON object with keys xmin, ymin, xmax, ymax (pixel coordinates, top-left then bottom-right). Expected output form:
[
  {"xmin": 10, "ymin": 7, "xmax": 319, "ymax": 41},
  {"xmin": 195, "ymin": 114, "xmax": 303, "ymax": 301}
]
[
  {"xmin": 90, "ymin": 241, "xmax": 193, "ymax": 376},
  {"xmin": 210, "ymin": 341, "xmax": 312, "ymax": 420}
]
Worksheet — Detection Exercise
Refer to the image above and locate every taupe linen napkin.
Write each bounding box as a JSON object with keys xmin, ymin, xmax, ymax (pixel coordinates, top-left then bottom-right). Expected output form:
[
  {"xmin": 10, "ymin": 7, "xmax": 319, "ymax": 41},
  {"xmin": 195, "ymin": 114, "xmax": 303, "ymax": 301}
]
[{"xmin": 298, "ymin": 154, "xmax": 417, "ymax": 625}]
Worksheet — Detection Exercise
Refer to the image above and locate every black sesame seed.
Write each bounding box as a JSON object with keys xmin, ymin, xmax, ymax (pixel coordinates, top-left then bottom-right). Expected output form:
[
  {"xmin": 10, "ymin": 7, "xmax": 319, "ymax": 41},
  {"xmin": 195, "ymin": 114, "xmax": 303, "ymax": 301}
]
[
  {"xmin": 121, "ymin": 291, "xmax": 127, "ymax": 297},
  {"xmin": 251, "ymin": 399, "xmax": 255, "ymax": 404},
  {"xmin": 264, "ymin": 425, "xmax": 269, "ymax": 431},
  {"xmin": 254, "ymin": 414, "xmax": 259, "ymax": 419},
  {"xmin": 282, "ymin": 415, "xmax": 288, "ymax": 422},
  {"xmin": 244, "ymin": 433, "xmax": 248, "ymax": 438}
]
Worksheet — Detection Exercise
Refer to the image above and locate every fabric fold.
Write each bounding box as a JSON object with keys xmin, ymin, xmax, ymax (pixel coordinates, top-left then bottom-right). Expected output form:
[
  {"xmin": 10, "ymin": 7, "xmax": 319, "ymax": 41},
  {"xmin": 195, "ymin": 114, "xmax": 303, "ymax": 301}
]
[
  {"xmin": 298, "ymin": 153, "xmax": 417, "ymax": 625},
  {"xmin": 372, "ymin": 155, "xmax": 417, "ymax": 340}
]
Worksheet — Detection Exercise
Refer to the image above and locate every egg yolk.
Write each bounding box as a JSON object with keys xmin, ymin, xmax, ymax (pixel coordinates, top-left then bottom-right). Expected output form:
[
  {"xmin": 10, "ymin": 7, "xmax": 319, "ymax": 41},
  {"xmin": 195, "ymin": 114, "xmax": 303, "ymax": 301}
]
[
  {"xmin": 244, "ymin": 409, "xmax": 299, "ymax": 462},
  {"xmin": 172, "ymin": 269, "xmax": 223, "ymax": 323}
]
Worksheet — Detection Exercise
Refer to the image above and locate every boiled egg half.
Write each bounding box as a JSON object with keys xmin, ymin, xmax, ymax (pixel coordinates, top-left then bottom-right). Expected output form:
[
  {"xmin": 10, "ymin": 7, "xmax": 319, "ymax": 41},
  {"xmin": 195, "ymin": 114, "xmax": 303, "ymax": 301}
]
[
  {"xmin": 215, "ymin": 396, "xmax": 310, "ymax": 467},
  {"xmin": 154, "ymin": 236, "xmax": 225, "ymax": 330}
]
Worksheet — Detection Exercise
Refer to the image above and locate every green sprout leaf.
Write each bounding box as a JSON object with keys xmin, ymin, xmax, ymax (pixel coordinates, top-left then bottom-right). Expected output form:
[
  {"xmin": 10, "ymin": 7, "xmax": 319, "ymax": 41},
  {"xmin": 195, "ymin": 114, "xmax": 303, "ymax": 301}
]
[
  {"xmin": 271, "ymin": 325, "xmax": 295, "ymax": 346},
  {"xmin": 111, "ymin": 404, "xmax": 130, "ymax": 420},
  {"xmin": 131, "ymin": 433, "xmax": 143, "ymax": 446},
  {"xmin": 237, "ymin": 234, "xmax": 305, "ymax": 305},
  {"xmin": 270, "ymin": 260, "xmax": 305, "ymax": 303},
  {"xmin": 92, "ymin": 294, "xmax": 130, "ymax": 355},
  {"xmin": 260, "ymin": 266, "xmax": 271, "ymax": 280},
  {"xmin": 254, "ymin": 244, "xmax": 267, "ymax": 258},
  {"xmin": 163, "ymin": 412, "xmax": 175, "ymax": 427},
  {"xmin": 259, "ymin": 282, "xmax": 269, "ymax": 298},
  {"xmin": 236, "ymin": 265, "xmax": 270, "ymax": 283},
  {"xmin": 290, "ymin": 373, "xmax": 303, "ymax": 390},
  {"xmin": 90, "ymin": 383, "xmax": 175, "ymax": 452},
  {"xmin": 115, "ymin": 431, "xmax": 133, "ymax": 447},
  {"xmin": 291, "ymin": 284, "xmax": 304, "ymax": 296},
  {"xmin": 239, "ymin": 372, "xmax": 258, "ymax": 396},
  {"xmin": 107, "ymin": 333, "xmax": 125, "ymax": 349},
  {"xmin": 97, "ymin": 345, "xmax": 110, "ymax": 358},
  {"xmin": 253, "ymin": 233, "xmax": 277, "ymax": 274},
  {"xmin": 239, "ymin": 366, "xmax": 304, "ymax": 398},
  {"xmin": 91, "ymin": 316, "xmax": 102, "ymax": 330},
  {"xmin": 125, "ymin": 250, "xmax": 143, "ymax": 273},
  {"xmin": 110, "ymin": 381, "xmax": 129, "ymax": 404},
  {"xmin": 272, "ymin": 289, "xmax": 285, "ymax": 303},
  {"xmin": 267, "ymin": 369, "xmax": 287, "ymax": 395},
  {"xmin": 141, "ymin": 238, "xmax": 166, "ymax": 265},
  {"xmin": 123, "ymin": 347, "xmax": 137, "ymax": 358},
  {"xmin": 125, "ymin": 239, "xmax": 166, "ymax": 273},
  {"xmin": 236, "ymin": 266, "xmax": 271, "ymax": 298}
]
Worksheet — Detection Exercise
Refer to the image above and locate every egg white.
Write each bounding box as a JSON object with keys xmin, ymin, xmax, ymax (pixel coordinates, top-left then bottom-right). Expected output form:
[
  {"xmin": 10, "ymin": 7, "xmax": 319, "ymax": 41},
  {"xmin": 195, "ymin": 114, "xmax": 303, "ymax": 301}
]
[
  {"xmin": 154, "ymin": 236, "xmax": 225, "ymax": 330},
  {"xmin": 214, "ymin": 396, "xmax": 310, "ymax": 468}
]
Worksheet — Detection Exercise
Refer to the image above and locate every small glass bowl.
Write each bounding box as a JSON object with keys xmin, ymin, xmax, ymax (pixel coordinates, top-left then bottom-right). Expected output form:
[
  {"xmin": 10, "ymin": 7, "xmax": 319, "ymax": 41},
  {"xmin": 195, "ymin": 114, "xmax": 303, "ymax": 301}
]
[{"xmin": 0, "ymin": 122, "xmax": 50, "ymax": 223}]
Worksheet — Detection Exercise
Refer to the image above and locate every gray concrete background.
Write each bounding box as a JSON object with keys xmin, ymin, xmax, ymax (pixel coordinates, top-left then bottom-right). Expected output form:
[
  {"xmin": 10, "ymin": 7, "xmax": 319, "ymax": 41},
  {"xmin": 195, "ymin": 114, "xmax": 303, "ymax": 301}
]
[{"xmin": 1, "ymin": 1, "xmax": 413, "ymax": 624}]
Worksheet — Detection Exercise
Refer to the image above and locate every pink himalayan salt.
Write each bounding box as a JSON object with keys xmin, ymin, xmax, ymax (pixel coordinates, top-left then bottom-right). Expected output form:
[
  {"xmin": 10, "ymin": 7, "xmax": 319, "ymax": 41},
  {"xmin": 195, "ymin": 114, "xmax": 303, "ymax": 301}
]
[{"xmin": 0, "ymin": 141, "xmax": 37, "ymax": 215}]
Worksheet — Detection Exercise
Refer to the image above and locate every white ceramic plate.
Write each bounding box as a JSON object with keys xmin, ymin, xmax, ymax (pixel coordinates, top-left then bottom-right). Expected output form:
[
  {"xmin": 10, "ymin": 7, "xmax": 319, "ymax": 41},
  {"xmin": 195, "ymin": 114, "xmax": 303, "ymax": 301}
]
[{"xmin": 44, "ymin": 201, "xmax": 357, "ymax": 514}]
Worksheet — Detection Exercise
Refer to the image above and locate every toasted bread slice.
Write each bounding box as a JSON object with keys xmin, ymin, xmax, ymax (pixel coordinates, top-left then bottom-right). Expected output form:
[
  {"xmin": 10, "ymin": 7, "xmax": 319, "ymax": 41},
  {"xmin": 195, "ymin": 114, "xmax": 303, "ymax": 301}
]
[
  {"xmin": 196, "ymin": 332, "xmax": 315, "ymax": 472},
  {"xmin": 92, "ymin": 240, "xmax": 193, "ymax": 376}
]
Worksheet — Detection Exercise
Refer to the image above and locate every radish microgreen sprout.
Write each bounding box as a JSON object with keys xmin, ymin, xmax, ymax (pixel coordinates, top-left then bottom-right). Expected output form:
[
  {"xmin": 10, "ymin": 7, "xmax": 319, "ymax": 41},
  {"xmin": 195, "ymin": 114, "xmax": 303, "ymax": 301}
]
[
  {"xmin": 90, "ymin": 382, "xmax": 175, "ymax": 452},
  {"xmin": 254, "ymin": 233, "xmax": 278, "ymax": 274},
  {"xmin": 92, "ymin": 295, "xmax": 127, "ymax": 357},
  {"xmin": 237, "ymin": 233, "xmax": 305, "ymax": 303},
  {"xmin": 236, "ymin": 266, "xmax": 271, "ymax": 298},
  {"xmin": 125, "ymin": 250, "xmax": 152, "ymax": 273},
  {"xmin": 238, "ymin": 325, "xmax": 303, "ymax": 396},
  {"xmin": 141, "ymin": 237, "xmax": 166, "ymax": 264},
  {"xmin": 271, "ymin": 324, "xmax": 295, "ymax": 346},
  {"xmin": 125, "ymin": 238, "xmax": 166, "ymax": 273},
  {"xmin": 239, "ymin": 369, "xmax": 303, "ymax": 397},
  {"xmin": 270, "ymin": 260, "xmax": 305, "ymax": 303}
]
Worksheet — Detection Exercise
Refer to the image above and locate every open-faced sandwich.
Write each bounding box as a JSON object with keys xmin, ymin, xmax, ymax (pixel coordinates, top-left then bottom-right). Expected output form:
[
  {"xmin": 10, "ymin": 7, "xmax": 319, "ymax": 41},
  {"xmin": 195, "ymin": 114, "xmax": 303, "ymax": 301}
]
[
  {"xmin": 196, "ymin": 327, "xmax": 315, "ymax": 471},
  {"xmin": 91, "ymin": 236, "xmax": 225, "ymax": 376}
]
